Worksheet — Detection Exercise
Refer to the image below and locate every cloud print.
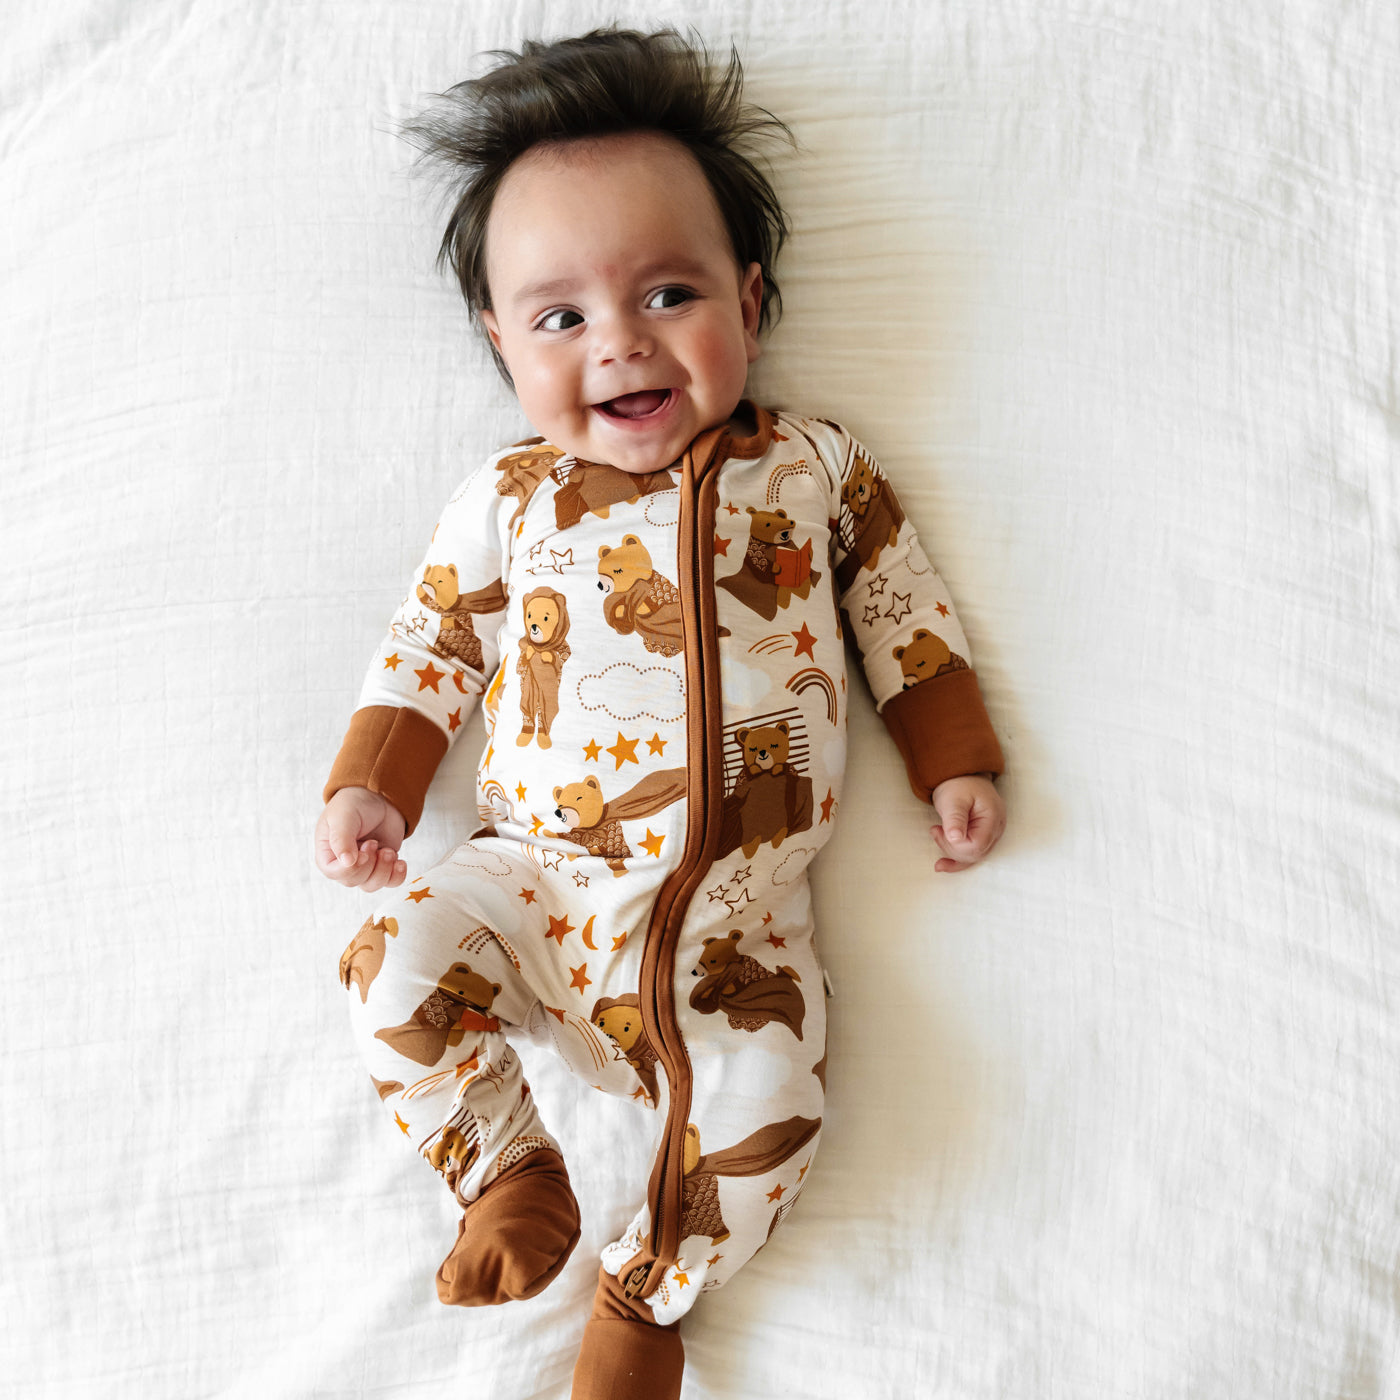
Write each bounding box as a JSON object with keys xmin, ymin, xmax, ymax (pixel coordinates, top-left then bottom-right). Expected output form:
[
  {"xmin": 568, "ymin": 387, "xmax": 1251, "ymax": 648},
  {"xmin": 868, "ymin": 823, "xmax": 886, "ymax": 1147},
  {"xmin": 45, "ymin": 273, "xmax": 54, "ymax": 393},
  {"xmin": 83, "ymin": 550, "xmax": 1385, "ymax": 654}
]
[{"xmin": 576, "ymin": 662, "xmax": 687, "ymax": 724}]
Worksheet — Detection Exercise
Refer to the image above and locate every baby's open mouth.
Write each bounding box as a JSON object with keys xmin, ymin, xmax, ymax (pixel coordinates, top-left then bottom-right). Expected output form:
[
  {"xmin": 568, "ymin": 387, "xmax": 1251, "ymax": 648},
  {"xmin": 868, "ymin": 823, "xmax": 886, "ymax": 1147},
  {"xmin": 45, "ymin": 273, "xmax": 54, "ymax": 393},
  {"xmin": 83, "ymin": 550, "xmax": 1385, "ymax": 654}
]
[{"xmin": 595, "ymin": 389, "xmax": 674, "ymax": 420}]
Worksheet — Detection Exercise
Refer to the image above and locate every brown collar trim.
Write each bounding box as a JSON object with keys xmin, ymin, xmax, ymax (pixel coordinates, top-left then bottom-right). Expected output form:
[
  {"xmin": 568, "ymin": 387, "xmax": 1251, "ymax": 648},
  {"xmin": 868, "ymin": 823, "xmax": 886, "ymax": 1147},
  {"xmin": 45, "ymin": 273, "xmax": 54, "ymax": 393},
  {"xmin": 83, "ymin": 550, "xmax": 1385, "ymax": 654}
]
[{"xmin": 717, "ymin": 401, "xmax": 774, "ymax": 460}]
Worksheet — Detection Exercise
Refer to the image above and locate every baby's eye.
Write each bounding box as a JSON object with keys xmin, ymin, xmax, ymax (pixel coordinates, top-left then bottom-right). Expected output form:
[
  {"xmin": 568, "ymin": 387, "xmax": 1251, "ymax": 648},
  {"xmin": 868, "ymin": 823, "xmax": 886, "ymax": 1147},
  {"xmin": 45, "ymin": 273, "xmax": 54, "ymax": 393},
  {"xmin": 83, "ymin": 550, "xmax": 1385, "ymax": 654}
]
[
  {"xmin": 646, "ymin": 286, "xmax": 693, "ymax": 310},
  {"xmin": 537, "ymin": 308, "xmax": 584, "ymax": 332}
]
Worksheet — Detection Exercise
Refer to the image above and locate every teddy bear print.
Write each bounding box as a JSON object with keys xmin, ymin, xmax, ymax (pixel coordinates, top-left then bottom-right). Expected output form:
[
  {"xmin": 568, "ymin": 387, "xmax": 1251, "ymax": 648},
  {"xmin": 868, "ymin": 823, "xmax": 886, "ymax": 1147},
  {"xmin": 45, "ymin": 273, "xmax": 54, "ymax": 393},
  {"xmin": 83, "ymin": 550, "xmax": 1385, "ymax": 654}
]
[
  {"xmin": 417, "ymin": 566, "xmax": 508, "ymax": 673},
  {"xmin": 597, "ymin": 534, "xmax": 685, "ymax": 657},
  {"xmin": 515, "ymin": 587, "xmax": 571, "ymax": 748},
  {"xmin": 717, "ymin": 722, "xmax": 814, "ymax": 860},
  {"xmin": 373, "ymin": 961, "xmax": 503, "ymax": 1068},
  {"xmin": 590, "ymin": 993, "xmax": 660, "ymax": 1100},
  {"xmin": 892, "ymin": 628, "xmax": 968, "ymax": 688},
  {"xmin": 426, "ymin": 1121, "xmax": 481, "ymax": 1192},
  {"xmin": 716, "ymin": 507, "xmax": 822, "ymax": 621},
  {"xmin": 689, "ymin": 930, "xmax": 805, "ymax": 1038},
  {"xmin": 839, "ymin": 451, "xmax": 907, "ymax": 577},
  {"xmin": 547, "ymin": 770, "xmax": 688, "ymax": 873},
  {"xmin": 677, "ymin": 1117, "xmax": 823, "ymax": 1247},
  {"xmin": 554, "ymin": 461, "xmax": 675, "ymax": 530},
  {"xmin": 339, "ymin": 915, "xmax": 399, "ymax": 1002},
  {"xmin": 494, "ymin": 443, "xmax": 564, "ymax": 527}
]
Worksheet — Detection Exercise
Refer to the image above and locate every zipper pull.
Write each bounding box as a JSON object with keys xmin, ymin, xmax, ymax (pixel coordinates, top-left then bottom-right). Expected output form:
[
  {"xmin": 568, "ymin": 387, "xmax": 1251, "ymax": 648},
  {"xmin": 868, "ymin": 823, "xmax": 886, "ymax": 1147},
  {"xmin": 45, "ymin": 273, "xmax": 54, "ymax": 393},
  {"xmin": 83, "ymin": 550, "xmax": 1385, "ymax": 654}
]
[{"xmin": 622, "ymin": 1260, "xmax": 655, "ymax": 1299}]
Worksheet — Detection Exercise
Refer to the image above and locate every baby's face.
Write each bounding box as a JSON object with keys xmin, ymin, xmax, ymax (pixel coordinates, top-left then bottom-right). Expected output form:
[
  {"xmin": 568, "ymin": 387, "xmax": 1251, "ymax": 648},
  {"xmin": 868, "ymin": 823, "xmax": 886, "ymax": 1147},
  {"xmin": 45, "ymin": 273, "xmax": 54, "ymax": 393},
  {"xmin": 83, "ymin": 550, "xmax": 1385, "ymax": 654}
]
[{"xmin": 481, "ymin": 131, "xmax": 762, "ymax": 476}]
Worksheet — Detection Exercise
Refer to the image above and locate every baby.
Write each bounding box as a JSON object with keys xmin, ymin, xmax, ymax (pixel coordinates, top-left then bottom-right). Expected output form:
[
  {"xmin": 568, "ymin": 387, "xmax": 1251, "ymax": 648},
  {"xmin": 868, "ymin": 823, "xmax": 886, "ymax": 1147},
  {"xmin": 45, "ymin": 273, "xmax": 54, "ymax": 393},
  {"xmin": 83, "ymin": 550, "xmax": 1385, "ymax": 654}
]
[{"xmin": 315, "ymin": 28, "xmax": 1005, "ymax": 1400}]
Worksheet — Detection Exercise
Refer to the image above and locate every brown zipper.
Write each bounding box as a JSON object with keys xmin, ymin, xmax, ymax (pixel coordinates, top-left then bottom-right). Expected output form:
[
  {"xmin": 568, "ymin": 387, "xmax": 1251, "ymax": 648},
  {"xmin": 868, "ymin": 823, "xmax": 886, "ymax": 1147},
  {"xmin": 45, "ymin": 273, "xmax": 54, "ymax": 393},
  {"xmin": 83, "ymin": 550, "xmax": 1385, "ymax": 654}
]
[{"xmin": 621, "ymin": 429, "xmax": 728, "ymax": 1301}]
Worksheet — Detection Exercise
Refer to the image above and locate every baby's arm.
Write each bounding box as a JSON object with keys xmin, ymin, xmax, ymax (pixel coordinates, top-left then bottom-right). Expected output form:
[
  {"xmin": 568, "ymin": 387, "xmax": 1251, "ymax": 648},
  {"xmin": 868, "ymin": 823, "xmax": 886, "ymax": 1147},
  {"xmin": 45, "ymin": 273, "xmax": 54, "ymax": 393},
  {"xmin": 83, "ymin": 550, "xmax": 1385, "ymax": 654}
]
[
  {"xmin": 315, "ymin": 456, "xmax": 514, "ymax": 888},
  {"xmin": 809, "ymin": 421, "xmax": 1006, "ymax": 866}
]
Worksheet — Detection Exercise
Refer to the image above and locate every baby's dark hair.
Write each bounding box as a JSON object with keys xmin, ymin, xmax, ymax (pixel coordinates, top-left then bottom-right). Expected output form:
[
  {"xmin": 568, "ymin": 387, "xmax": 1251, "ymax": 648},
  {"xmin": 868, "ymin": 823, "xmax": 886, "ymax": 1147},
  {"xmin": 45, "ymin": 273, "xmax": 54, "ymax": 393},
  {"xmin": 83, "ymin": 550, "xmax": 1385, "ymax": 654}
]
[{"xmin": 401, "ymin": 28, "xmax": 793, "ymax": 373}]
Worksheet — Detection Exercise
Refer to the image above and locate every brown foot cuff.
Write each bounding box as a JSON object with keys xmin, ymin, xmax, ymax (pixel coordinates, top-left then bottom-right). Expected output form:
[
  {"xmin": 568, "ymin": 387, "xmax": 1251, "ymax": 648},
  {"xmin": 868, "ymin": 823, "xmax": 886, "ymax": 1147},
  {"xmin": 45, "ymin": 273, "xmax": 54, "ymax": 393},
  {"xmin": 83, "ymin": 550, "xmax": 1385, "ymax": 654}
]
[
  {"xmin": 571, "ymin": 1318, "xmax": 684, "ymax": 1400},
  {"xmin": 434, "ymin": 1148, "xmax": 581, "ymax": 1307},
  {"xmin": 570, "ymin": 1266, "xmax": 684, "ymax": 1400}
]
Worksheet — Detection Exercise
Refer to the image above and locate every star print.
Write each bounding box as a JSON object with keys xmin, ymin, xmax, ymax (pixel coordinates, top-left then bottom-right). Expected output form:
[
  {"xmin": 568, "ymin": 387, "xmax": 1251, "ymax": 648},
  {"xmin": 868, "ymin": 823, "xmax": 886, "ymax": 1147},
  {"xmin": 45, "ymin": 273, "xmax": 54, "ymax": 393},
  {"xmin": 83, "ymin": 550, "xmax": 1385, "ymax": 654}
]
[
  {"xmin": 935, "ymin": 601, "xmax": 950, "ymax": 617},
  {"xmin": 791, "ymin": 622, "xmax": 818, "ymax": 660},
  {"xmin": 884, "ymin": 591, "xmax": 912, "ymax": 625},
  {"xmin": 546, "ymin": 1007, "xmax": 567, "ymax": 1024},
  {"xmin": 414, "ymin": 662, "xmax": 446, "ymax": 692},
  {"xmin": 714, "ymin": 535, "xmax": 731, "ymax": 556},
  {"xmin": 761, "ymin": 912, "xmax": 773, "ymax": 924},
  {"xmin": 863, "ymin": 603, "xmax": 882, "ymax": 626},
  {"xmin": 647, "ymin": 733, "xmax": 667, "ymax": 755},
  {"xmin": 570, "ymin": 963, "xmax": 591, "ymax": 993},
  {"xmin": 707, "ymin": 883, "xmax": 729, "ymax": 903},
  {"xmin": 724, "ymin": 887, "xmax": 753, "ymax": 916},
  {"xmin": 611, "ymin": 933, "xmax": 629, "ymax": 951},
  {"xmin": 405, "ymin": 887, "xmax": 433, "ymax": 903},
  {"xmin": 410, "ymin": 611, "xmax": 431, "ymax": 633},
  {"xmin": 447, "ymin": 708, "xmax": 462, "ymax": 732},
  {"xmin": 529, "ymin": 541, "xmax": 544, "ymax": 560},
  {"xmin": 518, "ymin": 888, "xmax": 537, "ymax": 905},
  {"xmin": 383, "ymin": 653, "xmax": 402, "ymax": 671},
  {"xmin": 674, "ymin": 1271, "xmax": 690, "ymax": 1288},
  {"xmin": 766, "ymin": 1184, "xmax": 786, "ymax": 1202},
  {"xmin": 573, "ymin": 871, "xmax": 590, "ymax": 888},
  {"xmin": 707, "ymin": 1254, "xmax": 723, "ymax": 1268},
  {"xmin": 732, "ymin": 865, "xmax": 752, "ymax": 883},
  {"xmin": 607, "ymin": 732, "xmax": 640, "ymax": 768},
  {"xmin": 546, "ymin": 914, "xmax": 574, "ymax": 946},
  {"xmin": 820, "ymin": 789, "xmax": 837, "ymax": 822},
  {"xmin": 799, "ymin": 1161, "xmax": 810, "ymax": 1180},
  {"xmin": 723, "ymin": 501, "xmax": 740, "ymax": 516},
  {"xmin": 866, "ymin": 574, "xmax": 888, "ymax": 596},
  {"xmin": 583, "ymin": 739, "xmax": 602, "ymax": 762},
  {"xmin": 767, "ymin": 933, "xmax": 787, "ymax": 949},
  {"xmin": 541, "ymin": 548, "xmax": 574, "ymax": 574},
  {"xmin": 529, "ymin": 815, "xmax": 544, "ymax": 836},
  {"xmin": 540, "ymin": 850, "xmax": 563, "ymax": 870},
  {"xmin": 640, "ymin": 829, "xmax": 665, "ymax": 858},
  {"xmin": 394, "ymin": 1111, "xmax": 409, "ymax": 1134}
]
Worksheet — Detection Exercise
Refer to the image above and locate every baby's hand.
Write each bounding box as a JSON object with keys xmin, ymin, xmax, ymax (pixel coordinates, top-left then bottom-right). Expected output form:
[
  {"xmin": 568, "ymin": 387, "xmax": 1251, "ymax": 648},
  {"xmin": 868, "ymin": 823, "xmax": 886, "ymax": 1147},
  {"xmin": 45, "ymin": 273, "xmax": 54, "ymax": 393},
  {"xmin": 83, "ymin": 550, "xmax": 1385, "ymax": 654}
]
[
  {"xmin": 929, "ymin": 774, "xmax": 1005, "ymax": 873},
  {"xmin": 314, "ymin": 787, "xmax": 408, "ymax": 891}
]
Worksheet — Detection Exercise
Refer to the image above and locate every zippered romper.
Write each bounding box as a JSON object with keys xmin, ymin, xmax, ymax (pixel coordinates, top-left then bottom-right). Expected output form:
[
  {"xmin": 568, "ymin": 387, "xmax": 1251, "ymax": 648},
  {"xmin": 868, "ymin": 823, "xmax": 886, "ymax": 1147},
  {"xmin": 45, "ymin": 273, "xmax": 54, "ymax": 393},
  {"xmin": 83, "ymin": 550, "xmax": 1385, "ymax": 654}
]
[{"xmin": 326, "ymin": 405, "xmax": 1003, "ymax": 1330}]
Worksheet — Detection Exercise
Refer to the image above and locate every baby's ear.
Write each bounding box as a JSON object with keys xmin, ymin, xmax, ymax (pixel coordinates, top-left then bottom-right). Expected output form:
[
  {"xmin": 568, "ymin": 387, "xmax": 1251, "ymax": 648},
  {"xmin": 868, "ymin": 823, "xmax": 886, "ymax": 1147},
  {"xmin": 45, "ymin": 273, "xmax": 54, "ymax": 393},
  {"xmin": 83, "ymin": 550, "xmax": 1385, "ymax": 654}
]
[
  {"xmin": 739, "ymin": 262, "xmax": 763, "ymax": 364},
  {"xmin": 480, "ymin": 307, "xmax": 504, "ymax": 358}
]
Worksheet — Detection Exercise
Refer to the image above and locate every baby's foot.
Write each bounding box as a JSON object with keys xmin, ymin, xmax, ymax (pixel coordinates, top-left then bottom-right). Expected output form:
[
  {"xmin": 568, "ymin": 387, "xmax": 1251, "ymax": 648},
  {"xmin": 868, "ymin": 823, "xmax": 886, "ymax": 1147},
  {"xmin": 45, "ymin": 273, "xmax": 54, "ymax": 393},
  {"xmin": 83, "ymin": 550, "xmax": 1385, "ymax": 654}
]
[{"xmin": 435, "ymin": 1148, "xmax": 580, "ymax": 1306}]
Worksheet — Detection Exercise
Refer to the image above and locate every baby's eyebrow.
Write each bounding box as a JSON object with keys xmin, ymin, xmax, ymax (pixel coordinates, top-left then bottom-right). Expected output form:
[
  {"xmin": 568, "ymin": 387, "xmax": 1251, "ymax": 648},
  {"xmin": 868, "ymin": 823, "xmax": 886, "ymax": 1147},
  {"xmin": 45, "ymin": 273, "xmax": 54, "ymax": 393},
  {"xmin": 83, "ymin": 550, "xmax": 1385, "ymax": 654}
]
[{"xmin": 511, "ymin": 260, "xmax": 716, "ymax": 306}]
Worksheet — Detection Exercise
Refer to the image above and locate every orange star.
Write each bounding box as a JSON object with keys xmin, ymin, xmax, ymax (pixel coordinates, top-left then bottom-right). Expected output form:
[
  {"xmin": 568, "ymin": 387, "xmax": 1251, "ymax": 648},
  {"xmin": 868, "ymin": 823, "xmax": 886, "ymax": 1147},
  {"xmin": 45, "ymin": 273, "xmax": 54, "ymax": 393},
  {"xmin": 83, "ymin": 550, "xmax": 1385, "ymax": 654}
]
[
  {"xmin": 529, "ymin": 815, "xmax": 544, "ymax": 836},
  {"xmin": 607, "ymin": 732, "xmax": 639, "ymax": 768},
  {"xmin": 707, "ymin": 1253, "xmax": 723, "ymax": 1268},
  {"xmin": 406, "ymin": 886, "xmax": 433, "ymax": 903},
  {"xmin": 714, "ymin": 535, "xmax": 731, "ymax": 556},
  {"xmin": 394, "ymin": 1111, "xmax": 410, "ymax": 1134},
  {"xmin": 515, "ymin": 781, "xmax": 528, "ymax": 802},
  {"xmin": 767, "ymin": 933, "xmax": 787, "ymax": 949},
  {"xmin": 799, "ymin": 1160, "xmax": 810, "ymax": 1180},
  {"xmin": 640, "ymin": 829, "xmax": 665, "ymax": 858},
  {"xmin": 766, "ymin": 1183, "xmax": 786, "ymax": 1202},
  {"xmin": 791, "ymin": 622, "xmax": 817, "ymax": 660},
  {"xmin": 383, "ymin": 653, "xmax": 403, "ymax": 671},
  {"xmin": 546, "ymin": 1006, "xmax": 566, "ymax": 1024},
  {"xmin": 546, "ymin": 914, "xmax": 574, "ymax": 946},
  {"xmin": 935, "ymin": 601, "xmax": 950, "ymax": 617},
  {"xmin": 447, "ymin": 708, "xmax": 462, "ymax": 732},
  {"xmin": 518, "ymin": 888, "xmax": 537, "ymax": 905},
  {"xmin": 820, "ymin": 789, "xmax": 837, "ymax": 822},
  {"xmin": 583, "ymin": 739, "xmax": 602, "ymax": 761},
  {"xmin": 674, "ymin": 1271, "xmax": 690, "ymax": 1288},
  {"xmin": 570, "ymin": 963, "xmax": 591, "ymax": 993},
  {"xmin": 761, "ymin": 911, "xmax": 773, "ymax": 924},
  {"xmin": 723, "ymin": 501, "xmax": 740, "ymax": 516},
  {"xmin": 647, "ymin": 733, "xmax": 667, "ymax": 755},
  {"xmin": 611, "ymin": 932, "xmax": 629, "ymax": 951},
  {"xmin": 414, "ymin": 661, "xmax": 446, "ymax": 692}
]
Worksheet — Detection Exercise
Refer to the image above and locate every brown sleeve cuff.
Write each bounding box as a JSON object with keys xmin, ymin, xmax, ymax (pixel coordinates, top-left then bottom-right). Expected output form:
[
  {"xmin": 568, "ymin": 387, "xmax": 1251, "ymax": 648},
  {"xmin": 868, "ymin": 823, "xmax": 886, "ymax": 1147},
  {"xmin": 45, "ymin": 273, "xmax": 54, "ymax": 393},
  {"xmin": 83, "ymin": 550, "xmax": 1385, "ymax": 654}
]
[
  {"xmin": 323, "ymin": 705, "xmax": 450, "ymax": 836},
  {"xmin": 879, "ymin": 668, "xmax": 1005, "ymax": 803}
]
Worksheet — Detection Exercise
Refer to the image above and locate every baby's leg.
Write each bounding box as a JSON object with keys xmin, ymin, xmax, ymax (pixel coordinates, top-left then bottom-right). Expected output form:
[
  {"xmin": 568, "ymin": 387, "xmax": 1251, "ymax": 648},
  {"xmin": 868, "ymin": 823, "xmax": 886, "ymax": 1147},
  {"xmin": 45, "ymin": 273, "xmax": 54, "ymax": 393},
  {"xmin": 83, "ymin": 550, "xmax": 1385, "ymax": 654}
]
[{"xmin": 339, "ymin": 846, "xmax": 619, "ymax": 1304}]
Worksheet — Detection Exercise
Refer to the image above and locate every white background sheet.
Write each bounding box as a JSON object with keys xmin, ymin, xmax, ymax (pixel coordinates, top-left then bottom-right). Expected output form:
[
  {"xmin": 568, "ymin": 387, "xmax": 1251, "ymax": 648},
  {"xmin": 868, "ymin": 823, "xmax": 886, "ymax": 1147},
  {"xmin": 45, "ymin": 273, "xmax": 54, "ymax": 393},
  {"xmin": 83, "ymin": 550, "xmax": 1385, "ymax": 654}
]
[{"xmin": 4, "ymin": 1, "xmax": 1399, "ymax": 1396}]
